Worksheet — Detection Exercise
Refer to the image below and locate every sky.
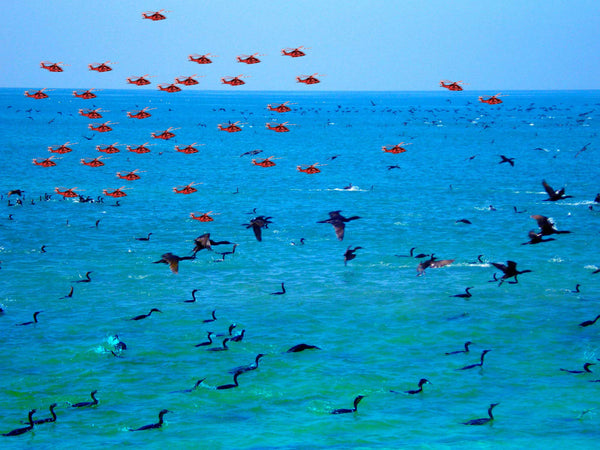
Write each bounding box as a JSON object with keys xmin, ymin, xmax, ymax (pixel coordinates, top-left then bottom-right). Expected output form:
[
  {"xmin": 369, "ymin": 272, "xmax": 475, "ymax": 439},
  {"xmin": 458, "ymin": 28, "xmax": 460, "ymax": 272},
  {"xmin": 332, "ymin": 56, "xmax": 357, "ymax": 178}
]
[{"xmin": 1, "ymin": 0, "xmax": 599, "ymax": 91}]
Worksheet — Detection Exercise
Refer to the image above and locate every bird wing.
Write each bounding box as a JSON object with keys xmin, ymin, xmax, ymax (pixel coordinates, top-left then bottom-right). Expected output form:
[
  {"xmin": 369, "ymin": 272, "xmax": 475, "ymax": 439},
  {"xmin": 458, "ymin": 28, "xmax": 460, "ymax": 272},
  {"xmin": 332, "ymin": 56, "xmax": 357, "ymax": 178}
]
[
  {"xmin": 491, "ymin": 262, "xmax": 508, "ymax": 273},
  {"xmin": 251, "ymin": 223, "xmax": 263, "ymax": 241},
  {"xmin": 333, "ymin": 221, "xmax": 345, "ymax": 240},
  {"xmin": 542, "ymin": 180, "xmax": 556, "ymax": 197},
  {"xmin": 430, "ymin": 259, "xmax": 454, "ymax": 268}
]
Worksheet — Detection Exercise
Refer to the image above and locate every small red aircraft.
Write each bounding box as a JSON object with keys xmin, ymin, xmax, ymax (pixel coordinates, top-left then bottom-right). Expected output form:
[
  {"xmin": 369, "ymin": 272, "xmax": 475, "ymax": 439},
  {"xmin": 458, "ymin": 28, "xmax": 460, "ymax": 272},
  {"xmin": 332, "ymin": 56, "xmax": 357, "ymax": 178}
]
[
  {"xmin": 81, "ymin": 156, "xmax": 105, "ymax": 167},
  {"xmin": 103, "ymin": 187, "xmax": 128, "ymax": 197},
  {"xmin": 190, "ymin": 211, "xmax": 215, "ymax": 222},
  {"xmin": 237, "ymin": 53, "xmax": 262, "ymax": 64},
  {"xmin": 158, "ymin": 83, "xmax": 181, "ymax": 92},
  {"xmin": 297, "ymin": 163, "xmax": 323, "ymax": 174},
  {"xmin": 79, "ymin": 108, "xmax": 104, "ymax": 119},
  {"xmin": 265, "ymin": 122, "xmax": 292, "ymax": 132},
  {"xmin": 127, "ymin": 143, "xmax": 152, "ymax": 154},
  {"xmin": 32, "ymin": 156, "xmax": 58, "ymax": 167},
  {"xmin": 217, "ymin": 122, "xmax": 242, "ymax": 132},
  {"xmin": 40, "ymin": 61, "xmax": 66, "ymax": 72},
  {"xmin": 89, "ymin": 62, "xmax": 114, "ymax": 72},
  {"xmin": 267, "ymin": 102, "xmax": 293, "ymax": 113},
  {"xmin": 221, "ymin": 75, "xmax": 246, "ymax": 86},
  {"xmin": 24, "ymin": 89, "xmax": 50, "ymax": 99},
  {"xmin": 48, "ymin": 142, "xmax": 77, "ymax": 154},
  {"xmin": 175, "ymin": 75, "xmax": 200, "ymax": 86},
  {"xmin": 173, "ymin": 182, "xmax": 200, "ymax": 194},
  {"xmin": 151, "ymin": 127, "xmax": 179, "ymax": 140},
  {"xmin": 127, "ymin": 107, "xmax": 154, "ymax": 119},
  {"xmin": 252, "ymin": 156, "xmax": 277, "ymax": 167},
  {"xmin": 188, "ymin": 54, "xmax": 215, "ymax": 64},
  {"xmin": 479, "ymin": 93, "xmax": 504, "ymax": 104},
  {"xmin": 55, "ymin": 187, "xmax": 79, "ymax": 198},
  {"xmin": 142, "ymin": 10, "xmax": 168, "ymax": 21},
  {"xmin": 296, "ymin": 74, "xmax": 321, "ymax": 85},
  {"xmin": 88, "ymin": 121, "xmax": 115, "ymax": 132},
  {"xmin": 175, "ymin": 143, "xmax": 200, "ymax": 154},
  {"xmin": 117, "ymin": 169, "xmax": 143, "ymax": 180},
  {"xmin": 97, "ymin": 143, "xmax": 120, "ymax": 154},
  {"xmin": 73, "ymin": 89, "xmax": 98, "ymax": 99},
  {"xmin": 127, "ymin": 75, "xmax": 152, "ymax": 86},
  {"xmin": 440, "ymin": 80, "xmax": 464, "ymax": 91},
  {"xmin": 382, "ymin": 142, "xmax": 411, "ymax": 154},
  {"xmin": 281, "ymin": 47, "xmax": 307, "ymax": 57}
]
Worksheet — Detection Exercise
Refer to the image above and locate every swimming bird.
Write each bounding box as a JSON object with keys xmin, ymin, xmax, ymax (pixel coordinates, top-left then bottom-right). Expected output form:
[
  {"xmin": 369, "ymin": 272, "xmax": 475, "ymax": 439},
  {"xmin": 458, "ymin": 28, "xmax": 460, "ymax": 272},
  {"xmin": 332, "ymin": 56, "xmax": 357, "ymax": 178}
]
[
  {"xmin": 498, "ymin": 155, "xmax": 515, "ymax": 166},
  {"xmin": 2, "ymin": 409, "xmax": 36, "ymax": 436},
  {"xmin": 40, "ymin": 245, "xmax": 47, "ymax": 253},
  {"xmin": 451, "ymin": 287, "xmax": 473, "ymax": 298},
  {"xmin": 513, "ymin": 206, "xmax": 527, "ymax": 214},
  {"xmin": 243, "ymin": 216, "xmax": 273, "ymax": 241},
  {"xmin": 135, "ymin": 233, "xmax": 152, "ymax": 241},
  {"xmin": 230, "ymin": 329, "xmax": 245, "ymax": 342},
  {"xmin": 572, "ymin": 284, "xmax": 581, "ymax": 293},
  {"xmin": 344, "ymin": 246, "xmax": 362, "ymax": 266},
  {"xmin": 153, "ymin": 252, "xmax": 195, "ymax": 273},
  {"xmin": 317, "ymin": 211, "xmax": 361, "ymax": 241},
  {"xmin": 216, "ymin": 371, "xmax": 243, "ymax": 390},
  {"xmin": 521, "ymin": 230, "xmax": 556, "ymax": 245},
  {"xmin": 16, "ymin": 311, "xmax": 42, "ymax": 326},
  {"xmin": 71, "ymin": 390, "xmax": 99, "ymax": 408},
  {"xmin": 203, "ymin": 310, "xmax": 217, "ymax": 323},
  {"xmin": 130, "ymin": 308, "xmax": 161, "ymax": 321},
  {"xmin": 491, "ymin": 261, "xmax": 532, "ymax": 285},
  {"xmin": 208, "ymin": 338, "xmax": 230, "ymax": 351},
  {"xmin": 455, "ymin": 219, "xmax": 472, "ymax": 224},
  {"xmin": 270, "ymin": 282, "xmax": 286, "ymax": 295},
  {"xmin": 32, "ymin": 403, "xmax": 57, "ymax": 425},
  {"xmin": 542, "ymin": 180, "xmax": 573, "ymax": 201},
  {"xmin": 402, "ymin": 378, "xmax": 431, "ymax": 395},
  {"xmin": 216, "ymin": 243, "xmax": 238, "ymax": 260},
  {"xmin": 76, "ymin": 271, "xmax": 92, "ymax": 282},
  {"xmin": 445, "ymin": 341, "xmax": 472, "ymax": 355},
  {"xmin": 184, "ymin": 289, "xmax": 199, "ymax": 303},
  {"xmin": 129, "ymin": 409, "xmax": 170, "ymax": 431},
  {"xmin": 61, "ymin": 286, "xmax": 74, "ymax": 299},
  {"xmin": 579, "ymin": 314, "xmax": 600, "ymax": 327},
  {"xmin": 170, "ymin": 379, "xmax": 205, "ymax": 393},
  {"xmin": 463, "ymin": 403, "xmax": 499, "ymax": 425},
  {"xmin": 195, "ymin": 332, "xmax": 214, "ymax": 347},
  {"xmin": 560, "ymin": 363, "xmax": 594, "ymax": 374},
  {"xmin": 286, "ymin": 343, "xmax": 321, "ymax": 353},
  {"xmin": 417, "ymin": 255, "xmax": 455, "ymax": 276},
  {"xmin": 530, "ymin": 215, "xmax": 571, "ymax": 236},
  {"xmin": 229, "ymin": 353, "xmax": 265, "ymax": 374},
  {"xmin": 331, "ymin": 395, "xmax": 365, "ymax": 414},
  {"xmin": 458, "ymin": 349, "xmax": 491, "ymax": 370},
  {"xmin": 395, "ymin": 247, "xmax": 429, "ymax": 259},
  {"xmin": 192, "ymin": 233, "xmax": 234, "ymax": 255}
]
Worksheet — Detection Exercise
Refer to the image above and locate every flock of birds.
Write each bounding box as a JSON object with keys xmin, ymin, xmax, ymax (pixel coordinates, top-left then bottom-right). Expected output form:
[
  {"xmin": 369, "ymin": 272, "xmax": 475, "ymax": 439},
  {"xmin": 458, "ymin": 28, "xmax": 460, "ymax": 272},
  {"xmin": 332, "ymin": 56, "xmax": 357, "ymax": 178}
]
[{"xmin": 2, "ymin": 8, "xmax": 600, "ymax": 444}]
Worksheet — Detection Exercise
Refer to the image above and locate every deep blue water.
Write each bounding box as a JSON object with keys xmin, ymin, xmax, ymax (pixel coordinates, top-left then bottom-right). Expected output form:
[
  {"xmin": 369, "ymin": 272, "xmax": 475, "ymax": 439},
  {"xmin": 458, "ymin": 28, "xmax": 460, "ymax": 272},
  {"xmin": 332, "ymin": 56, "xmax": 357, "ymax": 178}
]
[{"xmin": 1, "ymin": 88, "xmax": 600, "ymax": 448}]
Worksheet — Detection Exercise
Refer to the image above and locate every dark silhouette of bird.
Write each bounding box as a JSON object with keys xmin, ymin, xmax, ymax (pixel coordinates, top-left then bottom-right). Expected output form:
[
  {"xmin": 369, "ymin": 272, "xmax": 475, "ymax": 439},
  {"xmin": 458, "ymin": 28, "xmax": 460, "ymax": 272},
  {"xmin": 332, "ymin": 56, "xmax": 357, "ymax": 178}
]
[
  {"xmin": 230, "ymin": 329, "xmax": 245, "ymax": 342},
  {"xmin": 463, "ymin": 403, "xmax": 499, "ymax": 425},
  {"xmin": 270, "ymin": 282, "xmax": 286, "ymax": 295},
  {"xmin": 129, "ymin": 409, "xmax": 170, "ymax": 431},
  {"xmin": 521, "ymin": 230, "xmax": 556, "ymax": 245},
  {"xmin": 61, "ymin": 286, "xmax": 74, "ymax": 299},
  {"xmin": 16, "ymin": 311, "xmax": 43, "ymax": 326},
  {"xmin": 331, "ymin": 395, "xmax": 365, "ymax": 414},
  {"xmin": 229, "ymin": 353, "xmax": 265, "ymax": 374},
  {"xmin": 170, "ymin": 379, "xmax": 205, "ymax": 393},
  {"xmin": 513, "ymin": 206, "xmax": 527, "ymax": 214},
  {"xmin": 75, "ymin": 271, "xmax": 93, "ymax": 283},
  {"xmin": 153, "ymin": 252, "xmax": 195, "ymax": 273},
  {"xmin": 203, "ymin": 310, "xmax": 217, "ymax": 323},
  {"xmin": 445, "ymin": 341, "xmax": 472, "ymax": 355},
  {"xmin": 215, "ymin": 371, "xmax": 243, "ymax": 390},
  {"xmin": 344, "ymin": 246, "xmax": 362, "ymax": 265},
  {"xmin": 579, "ymin": 314, "xmax": 600, "ymax": 327},
  {"xmin": 286, "ymin": 343, "xmax": 320, "ymax": 353},
  {"xmin": 451, "ymin": 287, "xmax": 473, "ymax": 298},
  {"xmin": 195, "ymin": 332, "xmax": 214, "ymax": 347},
  {"xmin": 192, "ymin": 233, "xmax": 234, "ymax": 255},
  {"xmin": 243, "ymin": 216, "xmax": 273, "ymax": 241},
  {"xmin": 135, "ymin": 233, "xmax": 152, "ymax": 241},
  {"xmin": 499, "ymin": 155, "xmax": 515, "ymax": 166},
  {"xmin": 2, "ymin": 409, "xmax": 36, "ymax": 436},
  {"xmin": 458, "ymin": 350, "xmax": 491, "ymax": 370},
  {"xmin": 417, "ymin": 254, "xmax": 455, "ymax": 276},
  {"xmin": 491, "ymin": 261, "xmax": 532, "ymax": 285},
  {"xmin": 530, "ymin": 215, "xmax": 571, "ymax": 236},
  {"xmin": 130, "ymin": 308, "xmax": 161, "ymax": 321},
  {"xmin": 184, "ymin": 289, "xmax": 200, "ymax": 303},
  {"xmin": 542, "ymin": 180, "xmax": 573, "ymax": 201},
  {"xmin": 401, "ymin": 378, "xmax": 431, "ymax": 395},
  {"xmin": 32, "ymin": 403, "xmax": 57, "ymax": 425},
  {"xmin": 317, "ymin": 210, "xmax": 361, "ymax": 241},
  {"xmin": 71, "ymin": 390, "xmax": 99, "ymax": 408},
  {"xmin": 560, "ymin": 363, "xmax": 594, "ymax": 374},
  {"xmin": 455, "ymin": 219, "xmax": 472, "ymax": 224},
  {"xmin": 395, "ymin": 247, "xmax": 429, "ymax": 258}
]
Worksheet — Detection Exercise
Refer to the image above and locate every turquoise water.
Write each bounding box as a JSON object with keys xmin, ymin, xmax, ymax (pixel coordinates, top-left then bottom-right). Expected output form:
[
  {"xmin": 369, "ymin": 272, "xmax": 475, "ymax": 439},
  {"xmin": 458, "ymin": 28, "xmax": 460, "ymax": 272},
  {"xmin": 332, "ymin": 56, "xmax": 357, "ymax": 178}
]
[{"xmin": 1, "ymin": 88, "xmax": 600, "ymax": 448}]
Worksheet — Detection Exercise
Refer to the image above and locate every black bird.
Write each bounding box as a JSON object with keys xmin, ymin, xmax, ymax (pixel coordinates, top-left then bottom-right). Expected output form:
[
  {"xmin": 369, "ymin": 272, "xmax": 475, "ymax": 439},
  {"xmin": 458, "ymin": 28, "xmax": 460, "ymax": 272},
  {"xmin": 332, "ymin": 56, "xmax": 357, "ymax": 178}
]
[
  {"xmin": 417, "ymin": 254, "xmax": 455, "ymax": 276},
  {"xmin": 129, "ymin": 409, "xmax": 170, "ymax": 431},
  {"xmin": 344, "ymin": 246, "xmax": 362, "ymax": 266},
  {"xmin": 572, "ymin": 284, "xmax": 581, "ymax": 293},
  {"xmin": 130, "ymin": 308, "xmax": 161, "ymax": 321},
  {"xmin": 458, "ymin": 350, "xmax": 491, "ymax": 370},
  {"xmin": 153, "ymin": 252, "xmax": 195, "ymax": 274},
  {"xmin": 270, "ymin": 282, "xmax": 286, "ymax": 295},
  {"xmin": 71, "ymin": 390, "xmax": 99, "ymax": 408},
  {"xmin": 195, "ymin": 332, "xmax": 214, "ymax": 347},
  {"xmin": 403, "ymin": 378, "xmax": 431, "ymax": 395},
  {"xmin": 499, "ymin": 155, "xmax": 515, "ymax": 166},
  {"xmin": 76, "ymin": 271, "xmax": 93, "ymax": 283},
  {"xmin": 243, "ymin": 216, "xmax": 273, "ymax": 241},
  {"xmin": 530, "ymin": 215, "xmax": 571, "ymax": 236},
  {"xmin": 203, "ymin": 310, "xmax": 217, "ymax": 323},
  {"xmin": 184, "ymin": 289, "xmax": 199, "ymax": 303},
  {"xmin": 16, "ymin": 311, "xmax": 43, "ymax": 326},
  {"xmin": 207, "ymin": 338, "xmax": 230, "ymax": 351},
  {"xmin": 2, "ymin": 409, "xmax": 36, "ymax": 436},
  {"xmin": 491, "ymin": 261, "xmax": 532, "ymax": 285},
  {"xmin": 455, "ymin": 219, "xmax": 472, "ymax": 224},
  {"xmin": 135, "ymin": 233, "xmax": 152, "ymax": 241},
  {"xmin": 61, "ymin": 286, "xmax": 74, "ymax": 299},
  {"xmin": 318, "ymin": 211, "xmax": 361, "ymax": 241},
  {"xmin": 286, "ymin": 343, "xmax": 320, "ymax": 353},
  {"xmin": 395, "ymin": 247, "xmax": 429, "ymax": 258},
  {"xmin": 331, "ymin": 395, "xmax": 365, "ymax": 414},
  {"xmin": 229, "ymin": 353, "xmax": 265, "ymax": 374},
  {"xmin": 579, "ymin": 314, "xmax": 600, "ymax": 327},
  {"xmin": 170, "ymin": 379, "xmax": 205, "ymax": 393},
  {"xmin": 542, "ymin": 179, "xmax": 573, "ymax": 201},
  {"xmin": 463, "ymin": 403, "xmax": 499, "ymax": 425},
  {"xmin": 521, "ymin": 230, "xmax": 556, "ymax": 245},
  {"xmin": 40, "ymin": 245, "xmax": 47, "ymax": 253},
  {"xmin": 513, "ymin": 206, "xmax": 527, "ymax": 214},
  {"xmin": 230, "ymin": 329, "xmax": 245, "ymax": 342},
  {"xmin": 192, "ymin": 233, "xmax": 234, "ymax": 254},
  {"xmin": 452, "ymin": 287, "xmax": 473, "ymax": 298},
  {"xmin": 560, "ymin": 363, "xmax": 594, "ymax": 374},
  {"xmin": 216, "ymin": 244, "xmax": 238, "ymax": 260},
  {"xmin": 32, "ymin": 403, "xmax": 57, "ymax": 425},
  {"xmin": 445, "ymin": 341, "xmax": 472, "ymax": 355},
  {"xmin": 216, "ymin": 371, "xmax": 243, "ymax": 390}
]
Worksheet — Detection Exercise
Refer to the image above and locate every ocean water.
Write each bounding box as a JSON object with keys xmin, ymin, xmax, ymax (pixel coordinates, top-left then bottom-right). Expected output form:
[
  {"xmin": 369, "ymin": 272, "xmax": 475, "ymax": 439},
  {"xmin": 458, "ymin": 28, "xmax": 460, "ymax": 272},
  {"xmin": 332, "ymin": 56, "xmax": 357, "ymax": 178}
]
[{"xmin": 1, "ymin": 88, "xmax": 599, "ymax": 449}]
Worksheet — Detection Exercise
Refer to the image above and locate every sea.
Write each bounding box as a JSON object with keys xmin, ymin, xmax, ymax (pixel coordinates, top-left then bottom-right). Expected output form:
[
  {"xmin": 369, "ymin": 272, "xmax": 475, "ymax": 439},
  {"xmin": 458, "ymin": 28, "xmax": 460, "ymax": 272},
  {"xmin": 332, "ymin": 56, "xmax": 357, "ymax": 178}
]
[{"xmin": 1, "ymin": 88, "xmax": 599, "ymax": 449}]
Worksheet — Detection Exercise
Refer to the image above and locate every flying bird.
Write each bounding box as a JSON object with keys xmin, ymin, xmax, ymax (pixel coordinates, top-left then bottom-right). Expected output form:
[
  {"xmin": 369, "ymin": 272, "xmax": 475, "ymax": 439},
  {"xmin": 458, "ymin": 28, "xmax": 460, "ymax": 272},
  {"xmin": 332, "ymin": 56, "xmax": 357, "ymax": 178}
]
[
  {"xmin": 153, "ymin": 253, "xmax": 195, "ymax": 273},
  {"xmin": 542, "ymin": 180, "xmax": 573, "ymax": 201},
  {"xmin": 317, "ymin": 210, "xmax": 361, "ymax": 241},
  {"xmin": 243, "ymin": 216, "xmax": 272, "ymax": 241}
]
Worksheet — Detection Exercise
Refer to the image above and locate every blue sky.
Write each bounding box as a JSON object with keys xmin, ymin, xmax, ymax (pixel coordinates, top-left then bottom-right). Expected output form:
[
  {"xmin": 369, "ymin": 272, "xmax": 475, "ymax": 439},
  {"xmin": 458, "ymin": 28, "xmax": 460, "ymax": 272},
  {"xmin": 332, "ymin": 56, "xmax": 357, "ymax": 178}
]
[{"xmin": 2, "ymin": 0, "xmax": 598, "ymax": 91}]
